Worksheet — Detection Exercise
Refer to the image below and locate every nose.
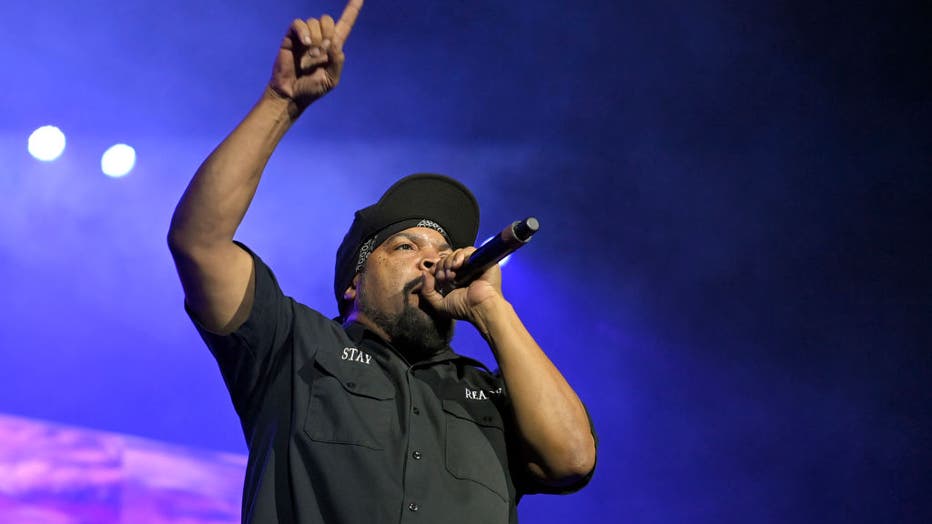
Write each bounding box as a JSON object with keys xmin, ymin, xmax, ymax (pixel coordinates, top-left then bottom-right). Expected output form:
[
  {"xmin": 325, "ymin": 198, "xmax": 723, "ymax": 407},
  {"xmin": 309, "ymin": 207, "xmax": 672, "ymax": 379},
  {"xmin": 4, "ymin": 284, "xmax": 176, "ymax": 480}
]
[{"xmin": 418, "ymin": 251, "xmax": 441, "ymax": 271}]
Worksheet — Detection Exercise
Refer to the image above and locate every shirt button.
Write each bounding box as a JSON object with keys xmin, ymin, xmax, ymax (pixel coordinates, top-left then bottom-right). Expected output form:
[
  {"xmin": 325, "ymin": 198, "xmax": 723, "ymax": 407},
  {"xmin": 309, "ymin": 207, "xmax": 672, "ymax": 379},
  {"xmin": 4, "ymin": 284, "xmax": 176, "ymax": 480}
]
[
  {"xmin": 412, "ymin": 451, "xmax": 422, "ymax": 460},
  {"xmin": 408, "ymin": 502, "xmax": 419, "ymax": 512},
  {"xmin": 412, "ymin": 407, "xmax": 420, "ymax": 415},
  {"xmin": 346, "ymin": 382, "xmax": 356, "ymax": 389}
]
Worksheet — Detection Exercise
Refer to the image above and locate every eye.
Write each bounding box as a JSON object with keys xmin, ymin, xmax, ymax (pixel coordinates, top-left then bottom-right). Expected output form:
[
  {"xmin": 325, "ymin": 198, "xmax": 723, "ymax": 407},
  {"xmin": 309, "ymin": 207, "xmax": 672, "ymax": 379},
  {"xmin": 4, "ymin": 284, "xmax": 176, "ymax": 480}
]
[{"xmin": 394, "ymin": 243, "xmax": 414, "ymax": 251}]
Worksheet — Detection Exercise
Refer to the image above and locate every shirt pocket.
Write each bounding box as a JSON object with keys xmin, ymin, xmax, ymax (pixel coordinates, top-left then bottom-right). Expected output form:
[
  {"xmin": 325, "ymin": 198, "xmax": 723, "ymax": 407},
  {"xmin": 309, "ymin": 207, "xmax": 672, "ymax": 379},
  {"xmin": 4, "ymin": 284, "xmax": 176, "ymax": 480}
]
[
  {"xmin": 442, "ymin": 399, "xmax": 509, "ymax": 501},
  {"xmin": 304, "ymin": 352, "xmax": 395, "ymax": 450}
]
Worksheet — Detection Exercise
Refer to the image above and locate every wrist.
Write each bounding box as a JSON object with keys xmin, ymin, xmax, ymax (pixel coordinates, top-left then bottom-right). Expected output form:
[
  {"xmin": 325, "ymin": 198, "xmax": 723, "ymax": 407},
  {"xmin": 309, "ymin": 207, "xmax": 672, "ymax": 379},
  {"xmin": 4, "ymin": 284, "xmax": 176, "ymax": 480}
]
[
  {"xmin": 261, "ymin": 85, "xmax": 307, "ymax": 122},
  {"xmin": 470, "ymin": 295, "xmax": 514, "ymax": 339}
]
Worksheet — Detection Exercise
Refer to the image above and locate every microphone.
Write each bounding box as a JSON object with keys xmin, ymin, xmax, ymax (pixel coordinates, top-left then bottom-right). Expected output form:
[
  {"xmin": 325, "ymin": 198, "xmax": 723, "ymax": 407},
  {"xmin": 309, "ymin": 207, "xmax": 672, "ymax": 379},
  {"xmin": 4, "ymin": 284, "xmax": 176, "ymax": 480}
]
[{"xmin": 453, "ymin": 217, "xmax": 540, "ymax": 288}]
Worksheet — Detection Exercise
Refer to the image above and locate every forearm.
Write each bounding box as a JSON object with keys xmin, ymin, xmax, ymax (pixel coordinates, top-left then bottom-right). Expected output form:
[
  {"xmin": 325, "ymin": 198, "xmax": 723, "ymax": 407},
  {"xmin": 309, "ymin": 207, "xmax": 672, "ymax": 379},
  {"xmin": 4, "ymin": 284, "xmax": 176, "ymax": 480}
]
[
  {"xmin": 473, "ymin": 298, "xmax": 596, "ymax": 483},
  {"xmin": 169, "ymin": 88, "xmax": 301, "ymax": 250},
  {"xmin": 167, "ymin": 9, "xmax": 360, "ymax": 334}
]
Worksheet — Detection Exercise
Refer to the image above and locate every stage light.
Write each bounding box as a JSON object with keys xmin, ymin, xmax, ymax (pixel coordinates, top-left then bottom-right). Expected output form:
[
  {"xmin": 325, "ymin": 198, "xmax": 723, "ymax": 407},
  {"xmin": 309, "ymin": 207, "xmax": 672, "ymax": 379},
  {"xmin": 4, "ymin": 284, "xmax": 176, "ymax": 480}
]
[
  {"xmin": 101, "ymin": 144, "xmax": 136, "ymax": 178},
  {"xmin": 27, "ymin": 125, "xmax": 66, "ymax": 161}
]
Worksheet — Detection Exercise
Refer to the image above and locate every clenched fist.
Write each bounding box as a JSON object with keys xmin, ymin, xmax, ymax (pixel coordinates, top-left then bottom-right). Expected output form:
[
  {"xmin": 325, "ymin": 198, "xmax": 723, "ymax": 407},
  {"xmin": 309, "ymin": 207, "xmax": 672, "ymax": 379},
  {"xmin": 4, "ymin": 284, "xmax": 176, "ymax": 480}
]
[{"xmin": 269, "ymin": 0, "xmax": 363, "ymax": 107}]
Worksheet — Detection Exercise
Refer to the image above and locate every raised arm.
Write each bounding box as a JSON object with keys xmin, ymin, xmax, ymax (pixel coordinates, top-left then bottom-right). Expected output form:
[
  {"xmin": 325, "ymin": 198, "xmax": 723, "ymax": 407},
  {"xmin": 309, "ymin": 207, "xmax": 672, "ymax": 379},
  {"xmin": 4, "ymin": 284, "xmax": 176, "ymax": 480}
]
[{"xmin": 167, "ymin": 1, "xmax": 364, "ymax": 334}]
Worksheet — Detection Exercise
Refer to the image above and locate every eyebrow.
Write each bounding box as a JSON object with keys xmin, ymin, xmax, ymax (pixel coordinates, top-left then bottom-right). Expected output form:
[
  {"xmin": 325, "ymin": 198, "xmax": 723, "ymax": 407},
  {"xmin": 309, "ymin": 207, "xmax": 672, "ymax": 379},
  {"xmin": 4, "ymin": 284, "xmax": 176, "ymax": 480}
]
[{"xmin": 389, "ymin": 232, "xmax": 451, "ymax": 252}]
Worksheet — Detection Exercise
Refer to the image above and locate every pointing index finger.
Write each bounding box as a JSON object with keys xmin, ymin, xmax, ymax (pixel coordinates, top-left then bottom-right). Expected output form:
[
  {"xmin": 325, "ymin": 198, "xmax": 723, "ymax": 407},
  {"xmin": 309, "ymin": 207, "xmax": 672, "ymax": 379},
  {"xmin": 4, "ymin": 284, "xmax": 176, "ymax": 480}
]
[{"xmin": 334, "ymin": 0, "xmax": 363, "ymax": 45}]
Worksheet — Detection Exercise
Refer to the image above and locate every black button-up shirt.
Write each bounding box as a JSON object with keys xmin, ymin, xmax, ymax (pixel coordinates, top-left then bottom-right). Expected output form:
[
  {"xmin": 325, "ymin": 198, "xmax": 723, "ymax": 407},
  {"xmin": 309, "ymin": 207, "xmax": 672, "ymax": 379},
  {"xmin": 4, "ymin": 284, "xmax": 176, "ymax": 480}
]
[{"xmin": 189, "ymin": 246, "xmax": 593, "ymax": 523}]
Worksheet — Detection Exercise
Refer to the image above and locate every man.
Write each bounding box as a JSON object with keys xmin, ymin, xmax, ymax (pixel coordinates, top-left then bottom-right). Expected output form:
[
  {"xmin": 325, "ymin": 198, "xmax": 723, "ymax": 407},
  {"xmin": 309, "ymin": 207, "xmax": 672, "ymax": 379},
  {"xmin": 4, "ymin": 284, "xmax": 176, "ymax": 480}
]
[{"xmin": 167, "ymin": 1, "xmax": 596, "ymax": 522}]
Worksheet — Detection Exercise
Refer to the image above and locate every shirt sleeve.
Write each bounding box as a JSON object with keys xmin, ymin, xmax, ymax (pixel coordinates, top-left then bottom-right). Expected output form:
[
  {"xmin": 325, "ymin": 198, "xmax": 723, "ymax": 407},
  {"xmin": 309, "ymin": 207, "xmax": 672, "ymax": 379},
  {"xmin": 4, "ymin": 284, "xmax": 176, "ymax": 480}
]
[{"xmin": 185, "ymin": 242, "xmax": 295, "ymax": 423}]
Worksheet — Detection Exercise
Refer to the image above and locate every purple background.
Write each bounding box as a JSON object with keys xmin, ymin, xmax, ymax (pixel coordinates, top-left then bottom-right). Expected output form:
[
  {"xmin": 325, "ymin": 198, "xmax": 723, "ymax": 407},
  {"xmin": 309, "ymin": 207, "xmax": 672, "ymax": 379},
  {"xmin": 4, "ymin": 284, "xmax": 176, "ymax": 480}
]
[{"xmin": 1, "ymin": 1, "xmax": 929, "ymax": 522}]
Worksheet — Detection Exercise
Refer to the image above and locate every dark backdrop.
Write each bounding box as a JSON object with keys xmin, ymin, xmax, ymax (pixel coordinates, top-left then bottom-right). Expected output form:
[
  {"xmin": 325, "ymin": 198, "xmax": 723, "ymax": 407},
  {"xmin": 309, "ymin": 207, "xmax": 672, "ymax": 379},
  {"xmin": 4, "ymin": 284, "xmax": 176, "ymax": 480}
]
[{"xmin": 1, "ymin": 1, "xmax": 928, "ymax": 522}]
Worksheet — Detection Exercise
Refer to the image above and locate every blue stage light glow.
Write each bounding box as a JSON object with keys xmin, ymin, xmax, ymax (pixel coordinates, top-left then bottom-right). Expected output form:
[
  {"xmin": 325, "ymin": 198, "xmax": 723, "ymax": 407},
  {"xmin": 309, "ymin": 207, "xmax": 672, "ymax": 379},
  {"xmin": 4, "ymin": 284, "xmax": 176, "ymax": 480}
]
[
  {"xmin": 27, "ymin": 125, "xmax": 66, "ymax": 161},
  {"xmin": 481, "ymin": 235, "xmax": 512, "ymax": 267},
  {"xmin": 101, "ymin": 144, "xmax": 136, "ymax": 177}
]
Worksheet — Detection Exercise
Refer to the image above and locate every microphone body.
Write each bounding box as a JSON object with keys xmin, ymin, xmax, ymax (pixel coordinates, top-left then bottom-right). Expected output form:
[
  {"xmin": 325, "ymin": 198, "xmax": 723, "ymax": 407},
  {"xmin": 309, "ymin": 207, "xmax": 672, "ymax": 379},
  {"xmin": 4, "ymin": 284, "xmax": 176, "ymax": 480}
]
[{"xmin": 453, "ymin": 217, "xmax": 540, "ymax": 288}]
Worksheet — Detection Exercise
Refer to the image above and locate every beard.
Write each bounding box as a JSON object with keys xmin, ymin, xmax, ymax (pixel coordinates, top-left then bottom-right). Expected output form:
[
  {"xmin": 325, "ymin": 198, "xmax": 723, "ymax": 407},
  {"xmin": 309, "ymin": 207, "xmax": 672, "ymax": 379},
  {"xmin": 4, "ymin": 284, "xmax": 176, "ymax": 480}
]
[{"xmin": 359, "ymin": 276, "xmax": 454, "ymax": 361}]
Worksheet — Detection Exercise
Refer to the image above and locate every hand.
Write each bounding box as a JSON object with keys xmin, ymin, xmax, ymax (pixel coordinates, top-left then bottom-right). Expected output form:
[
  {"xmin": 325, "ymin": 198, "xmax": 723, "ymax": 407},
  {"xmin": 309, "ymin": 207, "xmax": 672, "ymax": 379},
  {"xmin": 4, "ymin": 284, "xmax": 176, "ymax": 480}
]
[
  {"xmin": 419, "ymin": 247, "xmax": 506, "ymax": 325},
  {"xmin": 268, "ymin": 0, "xmax": 364, "ymax": 107}
]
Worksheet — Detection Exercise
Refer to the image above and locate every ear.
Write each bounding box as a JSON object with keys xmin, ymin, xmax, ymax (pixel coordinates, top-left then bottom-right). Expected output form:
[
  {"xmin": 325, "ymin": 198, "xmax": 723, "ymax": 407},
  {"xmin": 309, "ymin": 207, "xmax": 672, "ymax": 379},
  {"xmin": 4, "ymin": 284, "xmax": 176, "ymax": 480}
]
[{"xmin": 343, "ymin": 273, "xmax": 360, "ymax": 302}]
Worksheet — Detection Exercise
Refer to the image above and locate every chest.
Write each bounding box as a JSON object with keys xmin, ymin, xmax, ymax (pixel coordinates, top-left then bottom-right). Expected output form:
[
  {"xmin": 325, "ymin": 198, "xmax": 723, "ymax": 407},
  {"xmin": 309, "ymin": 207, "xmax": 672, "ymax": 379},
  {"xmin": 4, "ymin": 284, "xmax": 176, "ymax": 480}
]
[{"xmin": 290, "ymin": 341, "xmax": 515, "ymax": 505}]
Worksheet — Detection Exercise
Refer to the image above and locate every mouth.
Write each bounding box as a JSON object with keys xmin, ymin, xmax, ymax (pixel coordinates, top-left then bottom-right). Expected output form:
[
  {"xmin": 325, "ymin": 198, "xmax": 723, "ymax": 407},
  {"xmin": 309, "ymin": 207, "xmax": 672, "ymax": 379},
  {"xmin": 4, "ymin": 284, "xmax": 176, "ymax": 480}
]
[
  {"xmin": 403, "ymin": 276, "xmax": 425, "ymax": 296},
  {"xmin": 401, "ymin": 277, "xmax": 424, "ymax": 309},
  {"xmin": 402, "ymin": 276, "xmax": 445, "ymax": 317}
]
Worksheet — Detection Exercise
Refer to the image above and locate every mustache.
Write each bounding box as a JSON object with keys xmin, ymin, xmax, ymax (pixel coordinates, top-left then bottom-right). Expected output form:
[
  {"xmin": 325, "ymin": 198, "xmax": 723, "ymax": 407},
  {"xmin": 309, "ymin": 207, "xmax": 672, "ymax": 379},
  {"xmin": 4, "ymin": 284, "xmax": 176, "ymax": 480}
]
[
  {"xmin": 403, "ymin": 275, "xmax": 425, "ymax": 295},
  {"xmin": 402, "ymin": 275, "xmax": 447, "ymax": 317}
]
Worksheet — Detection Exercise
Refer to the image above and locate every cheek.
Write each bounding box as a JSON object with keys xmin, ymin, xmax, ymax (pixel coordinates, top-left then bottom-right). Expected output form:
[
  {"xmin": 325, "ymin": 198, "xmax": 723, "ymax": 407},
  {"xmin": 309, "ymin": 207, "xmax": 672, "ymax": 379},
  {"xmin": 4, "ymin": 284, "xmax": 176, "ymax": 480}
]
[{"xmin": 362, "ymin": 258, "xmax": 405, "ymax": 298}]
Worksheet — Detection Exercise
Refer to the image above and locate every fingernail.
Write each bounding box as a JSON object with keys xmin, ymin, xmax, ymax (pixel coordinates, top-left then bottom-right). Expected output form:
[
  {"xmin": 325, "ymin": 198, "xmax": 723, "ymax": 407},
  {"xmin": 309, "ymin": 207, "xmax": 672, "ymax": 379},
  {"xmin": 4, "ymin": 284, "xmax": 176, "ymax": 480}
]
[
  {"xmin": 321, "ymin": 39, "xmax": 331, "ymax": 48},
  {"xmin": 303, "ymin": 36, "xmax": 311, "ymax": 45}
]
